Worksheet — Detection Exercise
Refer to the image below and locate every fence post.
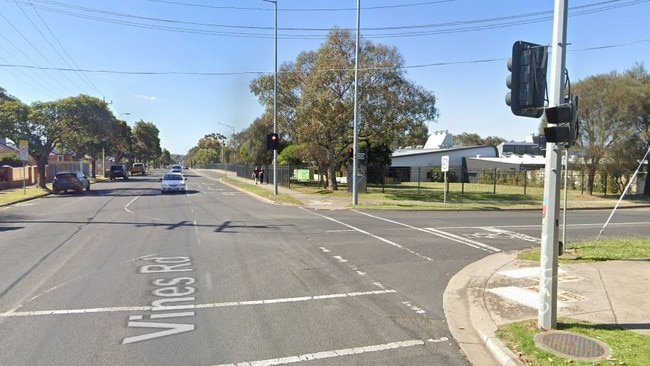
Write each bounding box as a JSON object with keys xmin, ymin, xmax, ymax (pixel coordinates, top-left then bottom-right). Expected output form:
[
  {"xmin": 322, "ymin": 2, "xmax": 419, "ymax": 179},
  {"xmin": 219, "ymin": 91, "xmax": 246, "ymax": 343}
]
[
  {"xmin": 417, "ymin": 166, "xmax": 421, "ymax": 195},
  {"xmin": 523, "ymin": 169, "xmax": 528, "ymax": 195},
  {"xmin": 493, "ymin": 168, "xmax": 497, "ymax": 194}
]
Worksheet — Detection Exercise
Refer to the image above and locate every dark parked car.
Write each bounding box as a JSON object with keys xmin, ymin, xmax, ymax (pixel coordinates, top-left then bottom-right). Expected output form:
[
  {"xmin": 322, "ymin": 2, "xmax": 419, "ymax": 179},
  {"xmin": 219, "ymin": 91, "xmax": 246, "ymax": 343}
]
[
  {"xmin": 52, "ymin": 171, "xmax": 90, "ymax": 194},
  {"xmin": 109, "ymin": 165, "xmax": 129, "ymax": 180}
]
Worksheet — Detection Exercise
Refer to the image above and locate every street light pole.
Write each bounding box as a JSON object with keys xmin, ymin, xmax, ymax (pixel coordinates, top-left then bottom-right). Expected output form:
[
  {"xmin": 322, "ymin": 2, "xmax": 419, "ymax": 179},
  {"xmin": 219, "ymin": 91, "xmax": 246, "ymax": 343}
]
[
  {"xmin": 218, "ymin": 122, "xmax": 235, "ymax": 176},
  {"xmin": 263, "ymin": 0, "xmax": 278, "ymax": 195}
]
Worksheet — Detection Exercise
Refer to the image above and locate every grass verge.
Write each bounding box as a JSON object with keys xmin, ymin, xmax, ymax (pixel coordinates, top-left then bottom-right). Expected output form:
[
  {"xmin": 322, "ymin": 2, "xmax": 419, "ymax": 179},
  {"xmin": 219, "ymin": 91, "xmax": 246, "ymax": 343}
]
[
  {"xmin": 222, "ymin": 177, "xmax": 303, "ymax": 206},
  {"xmin": 0, "ymin": 185, "xmax": 50, "ymax": 206},
  {"xmin": 497, "ymin": 318, "xmax": 650, "ymax": 366},
  {"xmin": 517, "ymin": 238, "xmax": 650, "ymax": 263},
  {"xmin": 498, "ymin": 239, "xmax": 650, "ymax": 365}
]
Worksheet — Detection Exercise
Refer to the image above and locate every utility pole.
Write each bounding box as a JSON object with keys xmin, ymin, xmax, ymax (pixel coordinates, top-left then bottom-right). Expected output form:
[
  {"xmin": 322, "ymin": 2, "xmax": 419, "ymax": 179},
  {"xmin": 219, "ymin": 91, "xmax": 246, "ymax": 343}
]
[
  {"xmin": 538, "ymin": 0, "xmax": 569, "ymax": 331},
  {"xmin": 352, "ymin": 0, "xmax": 360, "ymax": 205}
]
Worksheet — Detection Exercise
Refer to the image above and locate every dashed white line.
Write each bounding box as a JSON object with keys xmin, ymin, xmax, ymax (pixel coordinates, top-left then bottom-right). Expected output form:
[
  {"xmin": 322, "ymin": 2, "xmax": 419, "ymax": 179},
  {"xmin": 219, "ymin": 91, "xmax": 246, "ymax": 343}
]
[{"xmin": 303, "ymin": 208, "xmax": 433, "ymax": 261}]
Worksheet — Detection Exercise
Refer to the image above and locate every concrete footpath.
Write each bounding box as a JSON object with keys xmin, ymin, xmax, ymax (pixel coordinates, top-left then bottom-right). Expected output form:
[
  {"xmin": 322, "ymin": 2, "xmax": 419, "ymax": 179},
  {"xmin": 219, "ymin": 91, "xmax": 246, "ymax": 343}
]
[
  {"xmin": 218, "ymin": 171, "xmax": 650, "ymax": 366},
  {"xmin": 444, "ymin": 252, "xmax": 650, "ymax": 365}
]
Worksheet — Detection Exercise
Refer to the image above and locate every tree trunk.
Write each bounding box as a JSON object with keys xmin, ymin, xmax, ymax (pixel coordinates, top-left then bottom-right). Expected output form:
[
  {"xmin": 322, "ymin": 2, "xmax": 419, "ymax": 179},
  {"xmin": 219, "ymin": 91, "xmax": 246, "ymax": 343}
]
[
  {"xmin": 36, "ymin": 155, "xmax": 48, "ymax": 189},
  {"xmin": 91, "ymin": 159, "xmax": 97, "ymax": 178},
  {"xmin": 586, "ymin": 165, "xmax": 595, "ymax": 195},
  {"xmin": 328, "ymin": 145, "xmax": 338, "ymax": 191}
]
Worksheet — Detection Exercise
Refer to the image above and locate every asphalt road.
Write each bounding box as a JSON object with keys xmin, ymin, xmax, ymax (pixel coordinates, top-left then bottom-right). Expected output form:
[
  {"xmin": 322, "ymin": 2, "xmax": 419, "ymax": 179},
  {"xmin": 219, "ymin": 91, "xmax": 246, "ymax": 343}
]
[{"xmin": 1, "ymin": 170, "xmax": 649, "ymax": 365}]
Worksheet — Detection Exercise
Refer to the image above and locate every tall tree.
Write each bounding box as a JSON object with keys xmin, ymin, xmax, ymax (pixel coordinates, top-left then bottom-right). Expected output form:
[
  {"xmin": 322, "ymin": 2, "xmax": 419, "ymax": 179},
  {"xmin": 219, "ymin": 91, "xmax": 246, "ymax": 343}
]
[
  {"xmin": 573, "ymin": 67, "xmax": 646, "ymax": 195},
  {"xmin": 56, "ymin": 95, "xmax": 115, "ymax": 177},
  {"xmin": 132, "ymin": 120, "xmax": 162, "ymax": 165},
  {"xmin": 0, "ymin": 99, "xmax": 64, "ymax": 188},
  {"xmin": 251, "ymin": 28, "xmax": 437, "ymax": 190}
]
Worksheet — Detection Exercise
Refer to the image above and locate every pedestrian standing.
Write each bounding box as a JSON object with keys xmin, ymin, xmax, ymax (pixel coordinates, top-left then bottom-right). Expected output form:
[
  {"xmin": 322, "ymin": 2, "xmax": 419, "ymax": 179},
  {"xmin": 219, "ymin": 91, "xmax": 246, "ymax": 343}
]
[
  {"xmin": 259, "ymin": 167, "xmax": 265, "ymax": 184},
  {"xmin": 253, "ymin": 166, "xmax": 260, "ymax": 184}
]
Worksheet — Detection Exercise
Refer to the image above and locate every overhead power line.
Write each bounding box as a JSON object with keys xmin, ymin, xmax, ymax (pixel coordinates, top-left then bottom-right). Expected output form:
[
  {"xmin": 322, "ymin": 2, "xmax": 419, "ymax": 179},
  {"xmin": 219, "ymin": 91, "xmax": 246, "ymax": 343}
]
[{"xmin": 1, "ymin": 38, "xmax": 647, "ymax": 76}]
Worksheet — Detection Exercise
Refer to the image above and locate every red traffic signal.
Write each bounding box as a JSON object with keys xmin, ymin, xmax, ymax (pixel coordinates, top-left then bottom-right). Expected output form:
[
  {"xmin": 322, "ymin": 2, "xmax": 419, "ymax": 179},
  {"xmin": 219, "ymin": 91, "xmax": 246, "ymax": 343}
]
[
  {"xmin": 348, "ymin": 147, "xmax": 354, "ymax": 159},
  {"xmin": 267, "ymin": 133, "xmax": 279, "ymax": 150}
]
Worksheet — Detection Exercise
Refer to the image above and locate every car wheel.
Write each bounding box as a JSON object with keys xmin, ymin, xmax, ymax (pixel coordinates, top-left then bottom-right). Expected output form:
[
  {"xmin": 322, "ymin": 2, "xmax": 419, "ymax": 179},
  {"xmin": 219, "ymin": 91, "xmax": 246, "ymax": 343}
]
[{"xmin": 86, "ymin": 184, "xmax": 90, "ymax": 191}]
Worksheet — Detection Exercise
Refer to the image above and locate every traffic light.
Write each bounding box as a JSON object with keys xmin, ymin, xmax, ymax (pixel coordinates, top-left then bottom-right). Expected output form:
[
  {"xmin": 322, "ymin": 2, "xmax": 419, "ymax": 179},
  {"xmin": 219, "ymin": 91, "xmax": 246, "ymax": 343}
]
[
  {"xmin": 506, "ymin": 41, "xmax": 548, "ymax": 118},
  {"xmin": 348, "ymin": 147, "xmax": 354, "ymax": 159},
  {"xmin": 544, "ymin": 96, "xmax": 579, "ymax": 146},
  {"xmin": 266, "ymin": 133, "xmax": 279, "ymax": 150}
]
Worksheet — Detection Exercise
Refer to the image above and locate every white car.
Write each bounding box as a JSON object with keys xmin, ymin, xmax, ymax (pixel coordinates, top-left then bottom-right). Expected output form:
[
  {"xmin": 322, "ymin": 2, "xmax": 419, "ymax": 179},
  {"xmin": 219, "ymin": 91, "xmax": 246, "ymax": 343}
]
[
  {"xmin": 170, "ymin": 164, "xmax": 182, "ymax": 173},
  {"xmin": 160, "ymin": 172, "xmax": 187, "ymax": 194}
]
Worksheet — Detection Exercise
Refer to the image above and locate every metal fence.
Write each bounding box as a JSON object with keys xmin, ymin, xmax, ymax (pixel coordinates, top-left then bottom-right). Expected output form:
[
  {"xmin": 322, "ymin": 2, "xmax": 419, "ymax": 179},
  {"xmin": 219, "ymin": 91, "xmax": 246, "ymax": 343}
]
[{"xmin": 195, "ymin": 163, "xmax": 644, "ymax": 197}]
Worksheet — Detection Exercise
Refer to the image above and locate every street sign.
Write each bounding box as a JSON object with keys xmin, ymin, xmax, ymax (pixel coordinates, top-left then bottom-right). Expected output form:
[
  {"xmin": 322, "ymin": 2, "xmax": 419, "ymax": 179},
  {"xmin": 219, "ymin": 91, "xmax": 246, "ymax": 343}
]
[
  {"xmin": 441, "ymin": 155, "xmax": 449, "ymax": 172},
  {"xmin": 19, "ymin": 140, "xmax": 28, "ymax": 162}
]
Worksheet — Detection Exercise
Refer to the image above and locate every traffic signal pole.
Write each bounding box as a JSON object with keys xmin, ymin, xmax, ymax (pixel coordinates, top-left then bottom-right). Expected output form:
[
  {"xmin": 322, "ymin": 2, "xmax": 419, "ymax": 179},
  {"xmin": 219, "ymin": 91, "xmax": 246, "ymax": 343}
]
[{"xmin": 538, "ymin": 0, "xmax": 569, "ymax": 331}]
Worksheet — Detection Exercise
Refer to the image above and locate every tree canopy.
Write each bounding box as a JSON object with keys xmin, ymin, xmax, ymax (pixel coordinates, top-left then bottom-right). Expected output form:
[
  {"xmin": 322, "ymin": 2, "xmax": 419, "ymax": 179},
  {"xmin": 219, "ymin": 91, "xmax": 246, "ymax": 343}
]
[{"xmin": 249, "ymin": 28, "xmax": 437, "ymax": 189}]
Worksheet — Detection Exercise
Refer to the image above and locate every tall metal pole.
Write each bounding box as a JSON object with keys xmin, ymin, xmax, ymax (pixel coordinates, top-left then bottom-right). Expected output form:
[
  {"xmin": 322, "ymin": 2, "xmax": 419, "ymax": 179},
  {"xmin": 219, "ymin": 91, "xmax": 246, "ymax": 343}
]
[
  {"xmin": 352, "ymin": 0, "xmax": 360, "ymax": 205},
  {"xmin": 218, "ymin": 122, "xmax": 235, "ymax": 176},
  {"xmin": 272, "ymin": 0, "xmax": 278, "ymax": 195},
  {"xmin": 539, "ymin": 0, "xmax": 568, "ymax": 331},
  {"xmin": 262, "ymin": 0, "xmax": 278, "ymax": 195}
]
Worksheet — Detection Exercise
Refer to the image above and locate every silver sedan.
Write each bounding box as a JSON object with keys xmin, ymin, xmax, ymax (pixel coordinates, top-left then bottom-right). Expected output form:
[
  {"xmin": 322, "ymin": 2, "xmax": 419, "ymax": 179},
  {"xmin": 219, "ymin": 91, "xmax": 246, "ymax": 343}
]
[{"xmin": 160, "ymin": 172, "xmax": 187, "ymax": 194}]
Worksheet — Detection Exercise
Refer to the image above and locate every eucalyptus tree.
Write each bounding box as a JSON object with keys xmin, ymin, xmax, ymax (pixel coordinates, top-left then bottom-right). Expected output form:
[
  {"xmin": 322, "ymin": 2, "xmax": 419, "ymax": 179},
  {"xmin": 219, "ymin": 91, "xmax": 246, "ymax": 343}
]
[
  {"xmin": 0, "ymin": 99, "xmax": 62, "ymax": 188},
  {"xmin": 56, "ymin": 95, "xmax": 116, "ymax": 177},
  {"xmin": 573, "ymin": 65, "xmax": 649, "ymax": 195},
  {"xmin": 160, "ymin": 148, "xmax": 173, "ymax": 168},
  {"xmin": 237, "ymin": 116, "xmax": 274, "ymax": 165},
  {"xmin": 251, "ymin": 28, "xmax": 437, "ymax": 189},
  {"xmin": 132, "ymin": 120, "xmax": 162, "ymax": 165},
  {"xmin": 624, "ymin": 64, "xmax": 650, "ymax": 194}
]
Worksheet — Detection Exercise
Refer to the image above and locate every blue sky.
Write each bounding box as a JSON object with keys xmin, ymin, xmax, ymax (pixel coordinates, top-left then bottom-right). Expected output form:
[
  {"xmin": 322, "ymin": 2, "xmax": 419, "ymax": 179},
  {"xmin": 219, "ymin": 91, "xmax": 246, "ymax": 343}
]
[{"xmin": 1, "ymin": 0, "xmax": 648, "ymax": 154}]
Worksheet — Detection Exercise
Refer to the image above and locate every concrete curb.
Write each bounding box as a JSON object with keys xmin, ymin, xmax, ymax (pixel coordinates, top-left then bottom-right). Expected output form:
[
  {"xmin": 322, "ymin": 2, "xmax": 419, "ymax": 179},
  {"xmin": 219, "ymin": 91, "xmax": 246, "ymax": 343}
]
[{"xmin": 444, "ymin": 252, "xmax": 524, "ymax": 366}]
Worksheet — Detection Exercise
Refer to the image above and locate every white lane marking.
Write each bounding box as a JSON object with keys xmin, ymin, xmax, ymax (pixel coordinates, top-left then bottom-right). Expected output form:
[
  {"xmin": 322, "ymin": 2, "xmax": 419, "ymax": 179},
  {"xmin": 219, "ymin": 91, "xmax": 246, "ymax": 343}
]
[
  {"xmin": 0, "ymin": 290, "xmax": 396, "ymax": 318},
  {"xmin": 124, "ymin": 196, "xmax": 139, "ymax": 213},
  {"xmin": 476, "ymin": 227, "xmax": 540, "ymax": 243},
  {"xmin": 332, "ymin": 256, "xmax": 348, "ymax": 263},
  {"xmin": 352, "ymin": 211, "xmax": 501, "ymax": 253},
  {"xmin": 213, "ymin": 337, "xmax": 449, "ymax": 366},
  {"xmin": 402, "ymin": 301, "xmax": 426, "ymax": 314},
  {"xmin": 318, "ymin": 247, "xmax": 330, "ymax": 253},
  {"xmin": 302, "ymin": 208, "xmax": 433, "ymax": 261},
  {"xmin": 424, "ymin": 228, "xmax": 501, "ymax": 253}
]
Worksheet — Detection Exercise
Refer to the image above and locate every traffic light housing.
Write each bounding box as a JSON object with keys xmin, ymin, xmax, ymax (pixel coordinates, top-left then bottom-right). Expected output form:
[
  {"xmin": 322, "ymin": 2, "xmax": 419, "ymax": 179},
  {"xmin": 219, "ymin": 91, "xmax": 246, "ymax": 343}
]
[
  {"xmin": 266, "ymin": 133, "xmax": 279, "ymax": 150},
  {"xmin": 506, "ymin": 41, "xmax": 548, "ymax": 118},
  {"xmin": 544, "ymin": 96, "xmax": 579, "ymax": 146},
  {"xmin": 348, "ymin": 147, "xmax": 354, "ymax": 159}
]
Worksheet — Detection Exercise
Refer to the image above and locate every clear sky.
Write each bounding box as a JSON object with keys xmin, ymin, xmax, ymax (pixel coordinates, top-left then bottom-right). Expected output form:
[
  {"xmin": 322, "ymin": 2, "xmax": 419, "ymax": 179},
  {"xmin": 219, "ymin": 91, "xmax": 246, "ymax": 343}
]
[{"xmin": 1, "ymin": 0, "xmax": 648, "ymax": 154}]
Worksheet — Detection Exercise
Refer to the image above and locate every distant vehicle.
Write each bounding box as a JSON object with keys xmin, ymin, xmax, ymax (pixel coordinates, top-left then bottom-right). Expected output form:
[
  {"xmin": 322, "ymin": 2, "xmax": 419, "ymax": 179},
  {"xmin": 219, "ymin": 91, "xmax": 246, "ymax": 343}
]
[
  {"xmin": 170, "ymin": 164, "xmax": 182, "ymax": 173},
  {"xmin": 160, "ymin": 172, "xmax": 187, "ymax": 194},
  {"xmin": 52, "ymin": 171, "xmax": 90, "ymax": 194},
  {"xmin": 109, "ymin": 165, "xmax": 129, "ymax": 180},
  {"xmin": 130, "ymin": 163, "xmax": 146, "ymax": 176}
]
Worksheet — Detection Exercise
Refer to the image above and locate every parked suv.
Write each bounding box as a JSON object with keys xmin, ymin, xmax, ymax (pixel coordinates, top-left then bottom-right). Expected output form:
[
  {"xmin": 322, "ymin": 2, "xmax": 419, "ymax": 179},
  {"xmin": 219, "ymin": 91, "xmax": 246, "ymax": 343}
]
[
  {"xmin": 52, "ymin": 170, "xmax": 90, "ymax": 194},
  {"xmin": 109, "ymin": 165, "xmax": 129, "ymax": 180},
  {"xmin": 130, "ymin": 163, "xmax": 146, "ymax": 176}
]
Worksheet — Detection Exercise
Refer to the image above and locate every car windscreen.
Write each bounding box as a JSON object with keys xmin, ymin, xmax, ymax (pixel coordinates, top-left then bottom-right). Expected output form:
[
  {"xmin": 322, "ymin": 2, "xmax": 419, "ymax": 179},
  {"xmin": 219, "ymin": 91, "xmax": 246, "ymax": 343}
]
[{"xmin": 163, "ymin": 174, "xmax": 183, "ymax": 180}]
